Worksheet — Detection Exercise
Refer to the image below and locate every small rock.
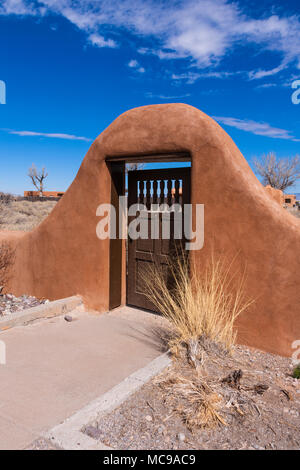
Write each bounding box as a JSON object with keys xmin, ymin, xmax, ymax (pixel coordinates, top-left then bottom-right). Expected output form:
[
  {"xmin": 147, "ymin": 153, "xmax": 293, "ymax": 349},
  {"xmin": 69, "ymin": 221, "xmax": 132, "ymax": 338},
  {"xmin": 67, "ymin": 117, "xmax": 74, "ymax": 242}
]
[
  {"xmin": 145, "ymin": 415, "xmax": 153, "ymax": 422},
  {"xmin": 64, "ymin": 315, "xmax": 73, "ymax": 322},
  {"xmin": 252, "ymin": 444, "xmax": 265, "ymax": 450},
  {"xmin": 84, "ymin": 426, "xmax": 103, "ymax": 440},
  {"xmin": 177, "ymin": 433, "xmax": 186, "ymax": 442}
]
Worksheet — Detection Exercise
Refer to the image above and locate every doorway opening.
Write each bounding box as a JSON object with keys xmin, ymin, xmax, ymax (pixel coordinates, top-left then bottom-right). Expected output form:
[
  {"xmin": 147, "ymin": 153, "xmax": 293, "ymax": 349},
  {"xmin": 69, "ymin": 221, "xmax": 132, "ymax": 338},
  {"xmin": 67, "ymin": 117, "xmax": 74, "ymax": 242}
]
[{"xmin": 106, "ymin": 153, "xmax": 191, "ymax": 312}]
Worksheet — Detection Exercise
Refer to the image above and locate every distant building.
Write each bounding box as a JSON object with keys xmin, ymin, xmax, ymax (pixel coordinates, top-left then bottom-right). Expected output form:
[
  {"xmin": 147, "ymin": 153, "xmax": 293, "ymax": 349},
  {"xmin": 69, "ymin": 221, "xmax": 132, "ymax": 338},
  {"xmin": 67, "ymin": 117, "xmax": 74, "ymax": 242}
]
[
  {"xmin": 283, "ymin": 194, "xmax": 297, "ymax": 208},
  {"xmin": 264, "ymin": 186, "xmax": 298, "ymax": 208},
  {"xmin": 24, "ymin": 191, "xmax": 65, "ymax": 198}
]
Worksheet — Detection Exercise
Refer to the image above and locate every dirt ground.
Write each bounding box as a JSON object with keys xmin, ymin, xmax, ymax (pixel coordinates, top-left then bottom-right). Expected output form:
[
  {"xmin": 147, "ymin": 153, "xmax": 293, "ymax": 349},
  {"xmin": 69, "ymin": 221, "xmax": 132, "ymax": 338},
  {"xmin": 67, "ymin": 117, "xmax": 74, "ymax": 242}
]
[{"xmin": 84, "ymin": 343, "xmax": 300, "ymax": 450}]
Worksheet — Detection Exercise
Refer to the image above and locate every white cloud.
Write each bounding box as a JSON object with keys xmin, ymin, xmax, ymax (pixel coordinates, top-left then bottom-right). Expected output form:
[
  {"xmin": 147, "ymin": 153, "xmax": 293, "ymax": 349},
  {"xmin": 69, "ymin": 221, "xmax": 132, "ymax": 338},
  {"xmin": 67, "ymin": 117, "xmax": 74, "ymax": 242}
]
[
  {"xmin": 1, "ymin": 1, "xmax": 300, "ymax": 78},
  {"xmin": 171, "ymin": 72, "xmax": 201, "ymax": 84},
  {"xmin": 0, "ymin": 0, "xmax": 35, "ymax": 15},
  {"xmin": 255, "ymin": 83, "xmax": 278, "ymax": 89},
  {"xmin": 171, "ymin": 70, "xmax": 234, "ymax": 84},
  {"xmin": 138, "ymin": 47, "xmax": 185, "ymax": 60},
  {"xmin": 128, "ymin": 59, "xmax": 138, "ymax": 68},
  {"xmin": 6, "ymin": 129, "xmax": 91, "ymax": 141},
  {"xmin": 88, "ymin": 33, "xmax": 117, "ymax": 48},
  {"xmin": 213, "ymin": 116, "xmax": 300, "ymax": 141},
  {"xmin": 248, "ymin": 63, "xmax": 287, "ymax": 80},
  {"xmin": 145, "ymin": 92, "xmax": 191, "ymax": 100},
  {"xmin": 128, "ymin": 59, "xmax": 145, "ymax": 73},
  {"xmin": 235, "ymin": 14, "xmax": 300, "ymax": 71}
]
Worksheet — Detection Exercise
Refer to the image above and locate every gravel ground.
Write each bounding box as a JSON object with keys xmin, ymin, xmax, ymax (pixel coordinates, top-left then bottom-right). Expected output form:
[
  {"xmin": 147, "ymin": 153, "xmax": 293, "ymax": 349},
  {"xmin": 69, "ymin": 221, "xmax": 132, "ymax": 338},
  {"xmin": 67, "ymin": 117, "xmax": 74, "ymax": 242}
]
[
  {"xmin": 84, "ymin": 344, "xmax": 300, "ymax": 450},
  {"xmin": 0, "ymin": 290, "xmax": 49, "ymax": 316}
]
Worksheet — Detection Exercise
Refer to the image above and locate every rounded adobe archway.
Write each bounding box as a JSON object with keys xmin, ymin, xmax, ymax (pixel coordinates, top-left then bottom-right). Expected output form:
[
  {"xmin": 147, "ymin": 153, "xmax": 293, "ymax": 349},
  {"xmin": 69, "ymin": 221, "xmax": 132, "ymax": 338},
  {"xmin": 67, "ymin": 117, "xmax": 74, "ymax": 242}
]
[{"xmin": 1, "ymin": 103, "xmax": 300, "ymax": 357}]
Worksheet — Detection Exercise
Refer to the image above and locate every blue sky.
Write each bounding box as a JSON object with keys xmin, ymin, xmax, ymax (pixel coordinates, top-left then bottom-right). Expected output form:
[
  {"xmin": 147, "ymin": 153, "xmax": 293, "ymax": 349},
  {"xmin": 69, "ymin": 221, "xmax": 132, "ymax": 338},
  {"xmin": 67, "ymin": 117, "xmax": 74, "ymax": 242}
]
[{"xmin": 0, "ymin": 0, "xmax": 300, "ymax": 195}]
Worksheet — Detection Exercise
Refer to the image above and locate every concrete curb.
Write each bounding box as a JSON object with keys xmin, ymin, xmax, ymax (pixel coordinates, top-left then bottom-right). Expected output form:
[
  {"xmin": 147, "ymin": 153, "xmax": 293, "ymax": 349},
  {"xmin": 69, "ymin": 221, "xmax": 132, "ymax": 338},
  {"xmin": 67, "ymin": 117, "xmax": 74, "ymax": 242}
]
[
  {"xmin": 0, "ymin": 295, "xmax": 82, "ymax": 332},
  {"xmin": 45, "ymin": 352, "xmax": 172, "ymax": 450}
]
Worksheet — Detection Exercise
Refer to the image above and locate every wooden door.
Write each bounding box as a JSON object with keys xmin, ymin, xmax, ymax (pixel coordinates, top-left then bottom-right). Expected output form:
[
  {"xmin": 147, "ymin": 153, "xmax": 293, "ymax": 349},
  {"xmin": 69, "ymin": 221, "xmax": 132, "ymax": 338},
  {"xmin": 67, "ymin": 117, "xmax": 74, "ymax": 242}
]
[{"xmin": 127, "ymin": 168, "xmax": 190, "ymax": 311}]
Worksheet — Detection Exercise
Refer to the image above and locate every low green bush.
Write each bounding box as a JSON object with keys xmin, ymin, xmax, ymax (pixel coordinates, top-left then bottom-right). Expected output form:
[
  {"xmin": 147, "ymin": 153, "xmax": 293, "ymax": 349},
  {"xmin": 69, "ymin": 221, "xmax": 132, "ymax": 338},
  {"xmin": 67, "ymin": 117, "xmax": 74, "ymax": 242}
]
[{"xmin": 292, "ymin": 364, "xmax": 300, "ymax": 379}]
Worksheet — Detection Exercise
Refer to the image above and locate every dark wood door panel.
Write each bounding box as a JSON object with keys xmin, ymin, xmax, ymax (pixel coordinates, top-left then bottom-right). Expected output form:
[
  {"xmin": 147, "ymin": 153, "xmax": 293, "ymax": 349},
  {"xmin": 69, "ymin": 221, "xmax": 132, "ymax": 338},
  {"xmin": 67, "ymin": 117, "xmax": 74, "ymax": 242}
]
[{"xmin": 127, "ymin": 167, "xmax": 190, "ymax": 311}]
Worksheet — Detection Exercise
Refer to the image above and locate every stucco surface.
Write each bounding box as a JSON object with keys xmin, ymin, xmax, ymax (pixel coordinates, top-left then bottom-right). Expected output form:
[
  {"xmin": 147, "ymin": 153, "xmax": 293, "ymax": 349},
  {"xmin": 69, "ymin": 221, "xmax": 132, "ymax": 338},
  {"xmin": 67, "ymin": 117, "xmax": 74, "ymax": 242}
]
[
  {"xmin": 1, "ymin": 104, "xmax": 299, "ymax": 356},
  {"xmin": 265, "ymin": 185, "xmax": 284, "ymax": 206}
]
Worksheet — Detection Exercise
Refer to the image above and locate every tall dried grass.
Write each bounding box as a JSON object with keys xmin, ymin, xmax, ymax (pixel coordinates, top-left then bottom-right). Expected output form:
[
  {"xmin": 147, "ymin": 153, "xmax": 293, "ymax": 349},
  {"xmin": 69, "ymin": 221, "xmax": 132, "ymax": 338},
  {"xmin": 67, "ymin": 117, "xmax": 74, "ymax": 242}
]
[{"xmin": 143, "ymin": 250, "xmax": 253, "ymax": 352}]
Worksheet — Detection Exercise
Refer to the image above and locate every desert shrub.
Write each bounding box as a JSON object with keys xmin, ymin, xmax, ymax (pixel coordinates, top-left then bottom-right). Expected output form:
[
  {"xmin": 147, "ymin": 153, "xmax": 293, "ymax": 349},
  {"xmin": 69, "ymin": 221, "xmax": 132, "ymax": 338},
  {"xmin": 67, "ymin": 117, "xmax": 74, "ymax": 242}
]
[
  {"xmin": 0, "ymin": 192, "xmax": 15, "ymax": 204},
  {"xmin": 0, "ymin": 200, "xmax": 56, "ymax": 231},
  {"xmin": 142, "ymin": 249, "xmax": 253, "ymax": 354},
  {"xmin": 0, "ymin": 193, "xmax": 18, "ymax": 227},
  {"xmin": 0, "ymin": 241, "xmax": 15, "ymax": 288}
]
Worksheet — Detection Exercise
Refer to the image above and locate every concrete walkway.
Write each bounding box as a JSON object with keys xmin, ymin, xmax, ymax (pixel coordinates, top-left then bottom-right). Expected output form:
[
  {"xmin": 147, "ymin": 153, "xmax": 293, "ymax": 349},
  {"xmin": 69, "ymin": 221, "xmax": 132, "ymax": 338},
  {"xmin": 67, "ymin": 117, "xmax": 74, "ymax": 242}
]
[{"xmin": 0, "ymin": 306, "xmax": 168, "ymax": 450}]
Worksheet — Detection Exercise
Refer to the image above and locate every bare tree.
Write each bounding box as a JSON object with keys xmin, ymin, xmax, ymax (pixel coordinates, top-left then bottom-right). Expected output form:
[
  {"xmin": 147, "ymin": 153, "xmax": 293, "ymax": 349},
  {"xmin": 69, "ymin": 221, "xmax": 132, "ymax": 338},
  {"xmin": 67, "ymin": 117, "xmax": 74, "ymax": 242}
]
[
  {"xmin": 126, "ymin": 162, "xmax": 145, "ymax": 172},
  {"xmin": 28, "ymin": 164, "xmax": 48, "ymax": 197},
  {"xmin": 253, "ymin": 152, "xmax": 300, "ymax": 191}
]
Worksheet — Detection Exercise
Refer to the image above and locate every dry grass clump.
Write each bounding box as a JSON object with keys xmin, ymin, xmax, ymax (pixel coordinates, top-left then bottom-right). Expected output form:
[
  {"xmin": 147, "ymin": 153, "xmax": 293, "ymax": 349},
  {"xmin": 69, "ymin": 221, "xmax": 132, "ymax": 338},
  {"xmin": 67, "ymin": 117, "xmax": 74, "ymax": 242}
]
[
  {"xmin": 143, "ymin": 249, "xmax": 254, "ymax": 431},
  {"xmin": 144, "ymin": 249, "xmax": 254, "ymax": 432},
  {"xmin": 143, "ymin": 250, "xmax": 253, "ymax": 355},
  {"xmin": 159, "ymin": 372, "xmax": 226, "ymax": 430},
  {"xmin": 0, "ymin": 200, "xmax": 56, "ymax": 231}
]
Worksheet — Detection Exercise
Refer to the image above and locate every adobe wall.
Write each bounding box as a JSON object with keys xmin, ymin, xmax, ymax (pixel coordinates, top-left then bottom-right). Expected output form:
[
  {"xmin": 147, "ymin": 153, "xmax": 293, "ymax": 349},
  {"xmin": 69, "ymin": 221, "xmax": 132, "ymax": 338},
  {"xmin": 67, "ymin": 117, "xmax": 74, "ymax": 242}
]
[
  {"xmin": 0, "ymin": 103, "xmax": 299, "ymax": 357},
  {"xmin": 265, "ymin": 185, "xmax": 284, "ymax": 206}
]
